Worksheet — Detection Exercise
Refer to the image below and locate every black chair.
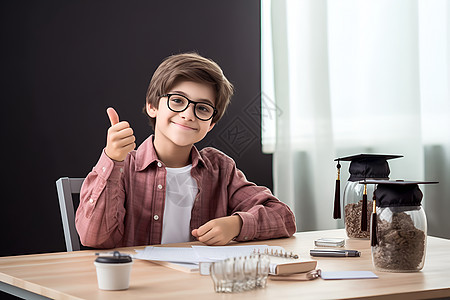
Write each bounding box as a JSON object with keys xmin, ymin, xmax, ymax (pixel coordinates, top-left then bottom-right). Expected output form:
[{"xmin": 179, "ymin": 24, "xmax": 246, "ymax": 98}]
[{"xmin": 55, "ymin": 177, "xmax": 84, "ymax": 251}]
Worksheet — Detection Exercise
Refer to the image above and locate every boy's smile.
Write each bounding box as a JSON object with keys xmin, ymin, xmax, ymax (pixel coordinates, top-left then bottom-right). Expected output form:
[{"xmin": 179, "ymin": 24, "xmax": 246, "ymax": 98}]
[
  {"xmin": 171, "ymin": 121, "xmax": 197, "ymax": 131},
  {"xmin": 146, "ymin": 80, "xmax": 216, "ymax": 166}
]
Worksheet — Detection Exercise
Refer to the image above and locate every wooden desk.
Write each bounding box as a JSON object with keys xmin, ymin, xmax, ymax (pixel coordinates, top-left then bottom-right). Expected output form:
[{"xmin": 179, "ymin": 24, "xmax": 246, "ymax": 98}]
[{"xmin": 1, "ymin": 229, "xmax": 450, "ymax": 299}]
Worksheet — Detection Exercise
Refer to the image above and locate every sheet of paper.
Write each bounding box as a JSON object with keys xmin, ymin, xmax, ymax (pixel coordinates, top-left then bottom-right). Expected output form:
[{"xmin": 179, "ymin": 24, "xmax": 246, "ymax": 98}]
[
  {"xmin": 133, "ymin": 245, "xmax": 286, "ymax": 264},
  {"xmin": 133, "ymin": 247, "xmax": 200, "ymax": 263},
  {"xmin": 191, "ymin": 245, "xmax": 284, "ymax": 261},
  {"xmin": 320, "ymin": 271, "xmax": 378, "ymax": 280}
]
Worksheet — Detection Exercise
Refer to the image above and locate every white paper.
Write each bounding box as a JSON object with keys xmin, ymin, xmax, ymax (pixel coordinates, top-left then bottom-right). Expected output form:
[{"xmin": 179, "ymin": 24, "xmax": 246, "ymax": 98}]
[
  {"xmin": 133, "ymin": 247, "xmax": 200, "ymax": 263},
  {"xmin": 191, "ymin": 245, "xmax": 284, "ymax": 261},
  {"xmin": 320, "ymin": 271, "xmax": 378, "ymax": 280},
  {"xmin": 133, "ymin": 245, "xmax": 286, "ymax": 264}
]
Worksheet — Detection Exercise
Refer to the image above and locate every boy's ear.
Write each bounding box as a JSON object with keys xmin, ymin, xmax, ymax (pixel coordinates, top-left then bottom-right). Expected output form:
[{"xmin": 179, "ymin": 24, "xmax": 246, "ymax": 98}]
[
  {"xmin": 146, "ymin": 103, "xmax": 157, "ymax": 118},
  {"xmin": 208, "ymin": 122, "xmax": 216, "ymax": 132}
]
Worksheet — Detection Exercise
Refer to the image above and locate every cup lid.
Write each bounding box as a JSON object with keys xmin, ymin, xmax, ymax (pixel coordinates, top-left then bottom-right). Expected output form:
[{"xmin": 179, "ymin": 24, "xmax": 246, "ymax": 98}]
[{"xmin": 95, "ymin": 251, "xmax": 132, "ymax": 264}]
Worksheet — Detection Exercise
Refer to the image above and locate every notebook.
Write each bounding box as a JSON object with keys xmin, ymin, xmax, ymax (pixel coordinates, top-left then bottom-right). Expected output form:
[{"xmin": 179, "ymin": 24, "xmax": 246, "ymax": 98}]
[
  {"xmin": 269, "ymin": 257, "xmax": 317, "ymax": 275},
  {"xmin": 262, "ymin": 250, "xmax": 317, "ymax": 275},
  {"xmin": 133, "ymin": 245, "xmax": 317, "ymax": 275}
]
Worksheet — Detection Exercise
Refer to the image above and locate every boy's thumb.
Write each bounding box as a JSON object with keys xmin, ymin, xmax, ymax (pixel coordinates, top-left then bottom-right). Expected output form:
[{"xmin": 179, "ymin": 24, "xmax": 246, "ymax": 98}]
[{"xmin": 106, "ymin": 107, "xmax": 120, "ymax": 126}]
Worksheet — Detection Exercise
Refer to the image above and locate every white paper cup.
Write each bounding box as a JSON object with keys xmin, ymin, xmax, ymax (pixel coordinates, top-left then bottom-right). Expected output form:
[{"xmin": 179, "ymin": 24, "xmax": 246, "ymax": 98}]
[{"xmin": 94, "ymin": 252, "xmax": 133, "ymax": 290}]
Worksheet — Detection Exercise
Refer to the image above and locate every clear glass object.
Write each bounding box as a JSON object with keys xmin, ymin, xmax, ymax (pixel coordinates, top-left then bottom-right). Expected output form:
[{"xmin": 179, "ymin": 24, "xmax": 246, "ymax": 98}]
[
  {"xmin": 343, "ymin": 181, "xmax": 374, "ymax": 239},
  {"xmin": 243, "ymin": 256, "xmax": 257, "ymax": 290},
  {"xmin": 232, "ymin": 257, "xmax": 245, "ymax": 292},
  {"xmin": 210, "ymin": 260, "xmax": 226, "ymax": 292},
  {"xmin": 210, "ymin": 254, "xmax": 269, "ymax": 293},
  {"xmin": 372, "ymin": 205, "xmax": 427, "ymax": 272},
  {"xmin": 256, "ymin": 255, "xmax": 270, "ymax": 288}
]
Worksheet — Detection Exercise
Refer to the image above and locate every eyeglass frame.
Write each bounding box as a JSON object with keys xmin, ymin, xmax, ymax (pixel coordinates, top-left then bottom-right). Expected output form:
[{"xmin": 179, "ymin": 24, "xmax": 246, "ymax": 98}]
[{"xmin": 160, "ymin": 93, "xmax": 218, "ymax": 121}]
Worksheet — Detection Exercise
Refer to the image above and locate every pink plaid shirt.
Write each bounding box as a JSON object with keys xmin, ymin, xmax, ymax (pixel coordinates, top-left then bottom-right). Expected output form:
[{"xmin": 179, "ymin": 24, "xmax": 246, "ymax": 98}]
[{"xmin": 75, "ymin": 136, "xmax": 296, "ymax": 248}]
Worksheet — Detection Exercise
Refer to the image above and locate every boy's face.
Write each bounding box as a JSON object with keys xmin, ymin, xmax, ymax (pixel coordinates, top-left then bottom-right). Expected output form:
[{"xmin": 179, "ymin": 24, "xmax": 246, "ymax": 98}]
[{"xmin": 146, "ymin": 80, "xmax": 216, "ymax": 149}]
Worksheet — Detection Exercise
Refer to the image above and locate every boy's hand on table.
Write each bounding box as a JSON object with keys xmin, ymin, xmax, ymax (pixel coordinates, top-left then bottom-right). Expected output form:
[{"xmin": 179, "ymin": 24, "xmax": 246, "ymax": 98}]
[
  {"xmin": 192, "ymin": 215, "xmax": 243, "ymax": 246},
  {"xmin": 105, "ymin": 107, "xmax": 136, "ymax": 162}
]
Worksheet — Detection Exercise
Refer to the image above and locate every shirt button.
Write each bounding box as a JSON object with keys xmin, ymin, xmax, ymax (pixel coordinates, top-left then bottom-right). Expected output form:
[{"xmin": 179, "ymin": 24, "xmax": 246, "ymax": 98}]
[
  {"xmin": 157, "ymin": 162, "xmax": 162, "ymax": 167},
  {"xmin": 153, "ymin": 214, "xmax": 159, "ymax": 221},
  {"xmin": 102, "ymin": 167, "xmax": 106, "ymax": 173},
  {"xmin": 157, "ymin": 184, "xmax": 163, "ymax": 190},
  {"xmin": 89, "ymin": 198, "xmax": 94, "ymax": 204},
  {"xmin": 120, "ymin": 168, "xmax": 124, "ymax": 173},
  {"xmin": 244, "ymin": 236, "xmax": 248, "ymax": 240}
]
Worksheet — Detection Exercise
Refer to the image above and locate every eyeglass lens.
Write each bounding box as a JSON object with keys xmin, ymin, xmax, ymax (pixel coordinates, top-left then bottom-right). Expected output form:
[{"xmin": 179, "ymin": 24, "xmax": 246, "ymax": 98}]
[{"xmin": 167, "ymin": 94, "xmax": 215, "ymax": 121}]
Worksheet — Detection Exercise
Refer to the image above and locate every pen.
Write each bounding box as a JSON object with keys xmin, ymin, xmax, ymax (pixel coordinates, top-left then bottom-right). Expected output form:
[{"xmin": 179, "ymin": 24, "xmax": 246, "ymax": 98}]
[{"xmin": 310, "ymin": 249, "xmax": 361, "ymax": 257}]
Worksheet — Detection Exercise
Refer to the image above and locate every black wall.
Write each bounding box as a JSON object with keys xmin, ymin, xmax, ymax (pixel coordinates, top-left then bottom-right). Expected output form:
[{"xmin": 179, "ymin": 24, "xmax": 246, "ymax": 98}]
[{"xmin": 1, "ymin": 0, "xmax": 272, "ymax": 257}]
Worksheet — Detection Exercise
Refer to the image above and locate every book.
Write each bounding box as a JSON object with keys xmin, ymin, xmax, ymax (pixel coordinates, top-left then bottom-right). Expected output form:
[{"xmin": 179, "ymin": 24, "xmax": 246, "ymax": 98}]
[
  {"xmin": 256, "ymin": 248, "xmax": 317, "ymax": 275},
  {"xmin": 268, "ymin": 256, "xmax": 317, "ymax": 275}
]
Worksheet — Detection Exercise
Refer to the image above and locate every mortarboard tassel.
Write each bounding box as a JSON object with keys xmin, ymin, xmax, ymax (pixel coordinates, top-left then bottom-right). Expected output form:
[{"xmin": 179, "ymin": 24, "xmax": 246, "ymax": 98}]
[
  {"xmin": 333, "ymin": 161, "xmax": 341, "ymax": 219},
  {"xmin": 371, "ymin": 194, "xmax": 378, "ymax": 246},
  {"xmin": 361, "ymin": 183, "xmax": 368, "ymax": 231}
]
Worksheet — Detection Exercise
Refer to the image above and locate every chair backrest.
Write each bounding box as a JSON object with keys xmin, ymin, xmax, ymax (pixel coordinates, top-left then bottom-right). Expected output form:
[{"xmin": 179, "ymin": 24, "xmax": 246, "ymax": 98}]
[{"xmin": 56, "ymin": 177, "xmax": 84, "ymax": 251}]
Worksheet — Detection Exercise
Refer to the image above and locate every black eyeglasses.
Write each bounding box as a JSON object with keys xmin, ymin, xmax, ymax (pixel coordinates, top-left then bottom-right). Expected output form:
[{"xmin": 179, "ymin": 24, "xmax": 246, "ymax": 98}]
[{"xmin": 161, "ymin": 93, "xmax": 217, "ymax": 121}]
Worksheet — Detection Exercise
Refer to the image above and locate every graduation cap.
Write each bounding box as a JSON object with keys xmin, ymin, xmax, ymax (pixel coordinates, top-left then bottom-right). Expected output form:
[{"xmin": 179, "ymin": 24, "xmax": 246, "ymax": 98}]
[
  {"xmin": 333, "ymin": 154, "xmax": 403, "ymax": 232},
  {"xmin": 361, "ymin": 179, "xmax": 438, "ymax": 246}
]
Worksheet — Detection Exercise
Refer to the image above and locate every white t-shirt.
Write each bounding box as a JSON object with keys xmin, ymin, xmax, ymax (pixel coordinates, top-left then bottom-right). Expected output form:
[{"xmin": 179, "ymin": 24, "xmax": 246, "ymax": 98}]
[{"xmin": 160, "ymin": 164, "xmax": 197, "ymax": 244}]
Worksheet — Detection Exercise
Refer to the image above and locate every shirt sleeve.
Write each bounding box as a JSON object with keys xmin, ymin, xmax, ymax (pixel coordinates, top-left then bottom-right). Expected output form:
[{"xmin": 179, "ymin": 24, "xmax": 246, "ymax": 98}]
[
  {"xmin": 226, "ymin": 163, "xmax": 297, "ymax": 242},
  {"xmin": 75, "ymin": 149, "xmax": 126, "ymax": 248}
]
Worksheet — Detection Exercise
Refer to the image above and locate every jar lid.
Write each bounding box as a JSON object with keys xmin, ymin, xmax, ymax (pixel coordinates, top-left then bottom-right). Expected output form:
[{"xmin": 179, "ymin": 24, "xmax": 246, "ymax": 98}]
[
  {"xmin": 361, "ymin": 180, "xmax": 438, "ymax": 207},
  {"xmin": 95, "ymin": 251, "xmax": 132, "ymax": 264}
]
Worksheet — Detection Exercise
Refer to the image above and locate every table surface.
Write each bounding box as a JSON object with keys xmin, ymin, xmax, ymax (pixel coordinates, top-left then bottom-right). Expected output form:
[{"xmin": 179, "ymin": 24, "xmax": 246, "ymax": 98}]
[{"xmin": 1, "ymin": 229, "xmax": 450, "ymax": 300}]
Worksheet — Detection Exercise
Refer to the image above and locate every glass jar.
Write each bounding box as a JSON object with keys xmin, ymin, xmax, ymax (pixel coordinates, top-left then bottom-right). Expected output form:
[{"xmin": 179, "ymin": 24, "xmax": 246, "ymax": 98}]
[
  {"xmin": 333, "ymin": 154, "xmax": 403, "ymax": 239},
  {"xmin": 372, "ymin": 205, "xmax": 427, "ymax": 272},
  {"xmin": 366, "ymin": 179, "xmax": 437, "ymax": 272},
  {"xmin": 343, "ymin": 181, "xmax": 374, "ymax": 239}
]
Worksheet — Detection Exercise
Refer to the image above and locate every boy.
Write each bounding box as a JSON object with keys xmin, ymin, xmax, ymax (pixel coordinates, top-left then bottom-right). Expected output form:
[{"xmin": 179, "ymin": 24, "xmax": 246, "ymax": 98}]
[{"xmin": 75, "ymin": 53, "xmax": 296, "ymax": 248}]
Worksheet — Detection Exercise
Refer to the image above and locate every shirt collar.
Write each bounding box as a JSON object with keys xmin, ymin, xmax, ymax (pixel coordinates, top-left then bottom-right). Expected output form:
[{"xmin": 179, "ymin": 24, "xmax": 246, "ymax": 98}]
[{"xmin": 135, "ymin": 135, "xmax": 206, "ymax": 171}]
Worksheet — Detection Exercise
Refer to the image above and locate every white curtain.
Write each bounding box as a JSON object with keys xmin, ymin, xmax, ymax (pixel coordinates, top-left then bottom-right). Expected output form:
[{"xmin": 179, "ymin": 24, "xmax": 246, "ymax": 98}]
[{"xmin": 262, "ymin": 0, "xmax": 450, "ymax": 238}]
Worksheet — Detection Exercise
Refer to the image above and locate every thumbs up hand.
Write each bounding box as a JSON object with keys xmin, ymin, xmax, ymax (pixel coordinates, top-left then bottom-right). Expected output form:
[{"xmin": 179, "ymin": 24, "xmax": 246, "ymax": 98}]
[{"xmin": 105, "ymin": 107, "xmax": 136, "ymax": 162}]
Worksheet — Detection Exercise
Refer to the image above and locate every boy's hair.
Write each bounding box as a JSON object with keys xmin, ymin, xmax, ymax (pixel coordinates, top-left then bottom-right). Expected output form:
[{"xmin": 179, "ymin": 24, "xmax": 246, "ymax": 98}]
[{"xmin": 144, "ymin": 52, "xmax": 234, "ymax": 128}]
